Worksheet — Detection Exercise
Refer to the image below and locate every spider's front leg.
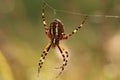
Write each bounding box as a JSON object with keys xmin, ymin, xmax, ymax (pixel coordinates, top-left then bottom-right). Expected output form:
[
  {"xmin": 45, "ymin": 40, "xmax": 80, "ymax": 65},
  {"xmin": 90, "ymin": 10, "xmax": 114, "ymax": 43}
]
[
  {"xmin": 38, "ymin": 42, "xmax": 51, "ymax": 75},
  {"xmin": 42, "ymin": 2, "xmax": 51, "ymax": 38},
  {"xmin": 62, "ymin": 16, "xmax": 88, "ymax": 40}
]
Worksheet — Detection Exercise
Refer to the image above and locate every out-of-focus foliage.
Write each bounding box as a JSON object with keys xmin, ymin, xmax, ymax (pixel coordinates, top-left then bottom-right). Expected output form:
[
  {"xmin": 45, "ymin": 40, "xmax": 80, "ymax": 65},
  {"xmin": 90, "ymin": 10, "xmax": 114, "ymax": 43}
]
[
  {"xmin": 0, "ymin": 0, "xmax": 120, "ymax": 80},
  {"xmin": 0, "ymin": 51, "xmax": 15, "ymax": 80}
]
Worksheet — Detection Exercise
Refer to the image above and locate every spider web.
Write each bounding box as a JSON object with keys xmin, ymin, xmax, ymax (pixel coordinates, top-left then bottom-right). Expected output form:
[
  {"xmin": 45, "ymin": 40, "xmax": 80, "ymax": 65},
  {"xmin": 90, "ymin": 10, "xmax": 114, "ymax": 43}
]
[{"xmin": 43, "ymin": 0, "xmax": 120, "ymax": 19}]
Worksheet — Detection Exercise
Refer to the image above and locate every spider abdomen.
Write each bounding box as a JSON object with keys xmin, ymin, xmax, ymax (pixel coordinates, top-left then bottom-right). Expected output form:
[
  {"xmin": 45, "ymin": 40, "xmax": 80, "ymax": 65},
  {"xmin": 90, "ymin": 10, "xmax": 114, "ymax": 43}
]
[{"xmin": 49, "ymin": 19, "xmax": 64, "ymax": 40}]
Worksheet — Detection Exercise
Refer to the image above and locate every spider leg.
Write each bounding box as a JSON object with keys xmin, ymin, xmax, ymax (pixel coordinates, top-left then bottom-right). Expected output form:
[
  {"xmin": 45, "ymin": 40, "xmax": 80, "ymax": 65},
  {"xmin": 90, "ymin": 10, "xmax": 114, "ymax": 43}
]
[
  {"xmin": 42, "ymin": 2, "xmax": 50, "ymax": 37},
  {"xmin": 56, "ymin": 44, "xmax": 69, "ymax": 78},
  {"xmin": 56, "ymin": 44, "xmax": 69, "ymax": 69},
  {"xmin": 38, "ymin": 42, "xmax": 52, "ymax": 76},
  {"xmin": 62, "ymin": 16, "xmax": 88, "ymax": 40},
  {"xmin": 59, "ymin": 44, "xmax": 69, "ymax": 66}
]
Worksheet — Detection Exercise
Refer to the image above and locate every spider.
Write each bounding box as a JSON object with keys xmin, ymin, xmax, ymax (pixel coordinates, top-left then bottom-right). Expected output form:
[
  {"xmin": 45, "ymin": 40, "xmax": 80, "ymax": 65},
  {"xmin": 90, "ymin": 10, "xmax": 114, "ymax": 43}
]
[{"xmin": 38, "ymin": 2, "xmax": 88, "ymax": 78}]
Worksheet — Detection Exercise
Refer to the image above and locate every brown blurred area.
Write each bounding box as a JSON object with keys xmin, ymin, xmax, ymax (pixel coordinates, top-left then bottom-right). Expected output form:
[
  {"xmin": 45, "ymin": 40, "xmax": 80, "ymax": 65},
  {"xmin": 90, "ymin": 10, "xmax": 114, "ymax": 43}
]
[{"xmin": 0, "ymin": 0, "xmax": 120, "ymax": 80}]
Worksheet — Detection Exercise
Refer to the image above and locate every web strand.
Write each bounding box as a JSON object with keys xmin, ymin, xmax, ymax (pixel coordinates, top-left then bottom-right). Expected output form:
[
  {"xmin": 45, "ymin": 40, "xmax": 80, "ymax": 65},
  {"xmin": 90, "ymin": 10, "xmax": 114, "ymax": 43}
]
[{"xmin": 43, "ymin": 0, "xmax": 120, "ymax": 19}]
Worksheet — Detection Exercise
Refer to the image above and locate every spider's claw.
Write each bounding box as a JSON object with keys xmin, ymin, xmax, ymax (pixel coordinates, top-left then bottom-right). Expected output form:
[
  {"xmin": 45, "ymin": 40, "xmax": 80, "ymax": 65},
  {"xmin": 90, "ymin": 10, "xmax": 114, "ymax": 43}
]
[
  {"xmin": 55, "ymin": 67, "xmax": 64, "ymax": 78},
  {"xmin": 38, "ymin": 67, "xmax": 41, "ymax": 77},
  {"xmin": 56, "ymin": 72, "xmax": 62, "ymax": 78}
]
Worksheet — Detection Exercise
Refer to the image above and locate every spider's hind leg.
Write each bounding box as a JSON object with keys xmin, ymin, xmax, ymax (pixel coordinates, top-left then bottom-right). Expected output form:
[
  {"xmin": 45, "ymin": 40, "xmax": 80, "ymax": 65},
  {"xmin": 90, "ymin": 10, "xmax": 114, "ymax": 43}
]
[
  {"xmin": 56, "ymin": 44, "xmax": 69, "ymax": 78},
  {"xmin": 38, "ymin": 42, "xmax": 51, "ymax": 76},
  {"xmin": 56, "ymin": 44, "xmax": 69, "ymax": 69}
]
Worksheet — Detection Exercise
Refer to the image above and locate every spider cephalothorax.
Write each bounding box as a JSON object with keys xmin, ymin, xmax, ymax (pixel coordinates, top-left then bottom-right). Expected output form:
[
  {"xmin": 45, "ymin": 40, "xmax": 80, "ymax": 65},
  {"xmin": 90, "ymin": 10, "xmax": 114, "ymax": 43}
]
[{"xmin": 38, "ymin": 2, "xmax": 88, "ymax": 78}]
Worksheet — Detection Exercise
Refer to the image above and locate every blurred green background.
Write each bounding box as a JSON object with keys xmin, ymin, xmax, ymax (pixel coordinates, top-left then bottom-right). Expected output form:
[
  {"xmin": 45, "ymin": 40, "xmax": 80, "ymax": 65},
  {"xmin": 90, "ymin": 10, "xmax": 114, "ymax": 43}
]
[{"xmin": 0, "ymin": 0, "xmax": 120, "ymax": 80}]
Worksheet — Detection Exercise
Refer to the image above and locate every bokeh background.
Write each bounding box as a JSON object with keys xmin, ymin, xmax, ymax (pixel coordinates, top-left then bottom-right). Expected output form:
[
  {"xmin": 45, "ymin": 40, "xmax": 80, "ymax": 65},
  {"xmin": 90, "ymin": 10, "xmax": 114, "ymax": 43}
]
[{"xmin": 0, "ymin": 0, "xmax": 120, "ymax": 80}]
